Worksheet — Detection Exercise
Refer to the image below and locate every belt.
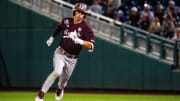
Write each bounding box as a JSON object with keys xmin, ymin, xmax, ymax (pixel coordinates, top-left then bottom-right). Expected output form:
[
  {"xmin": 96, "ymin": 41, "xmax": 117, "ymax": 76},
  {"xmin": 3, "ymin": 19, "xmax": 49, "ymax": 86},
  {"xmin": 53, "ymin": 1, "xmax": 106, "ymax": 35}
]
[{"xmin": 57, "ymin": 47, "xmax": 79, "ymax": 59}]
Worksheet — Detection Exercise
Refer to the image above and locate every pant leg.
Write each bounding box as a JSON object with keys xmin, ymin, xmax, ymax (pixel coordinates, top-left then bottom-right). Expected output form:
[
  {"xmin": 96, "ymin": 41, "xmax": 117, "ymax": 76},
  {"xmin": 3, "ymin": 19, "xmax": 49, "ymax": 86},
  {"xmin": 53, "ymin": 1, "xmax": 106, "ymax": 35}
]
[
  {"xmin": 53, "ymin": 48, "xmax": 65, "ymax": 76},
  {"xmin": 58, "ymin": 57, "xmax": 77, "ymax": 89},
  {"xmin": 41, "ymin": 48, "xmax": 65, "ymax": 93},
  {"xmin": 41, "ymin": 71, "xmax": 58, "ymax": 93}
]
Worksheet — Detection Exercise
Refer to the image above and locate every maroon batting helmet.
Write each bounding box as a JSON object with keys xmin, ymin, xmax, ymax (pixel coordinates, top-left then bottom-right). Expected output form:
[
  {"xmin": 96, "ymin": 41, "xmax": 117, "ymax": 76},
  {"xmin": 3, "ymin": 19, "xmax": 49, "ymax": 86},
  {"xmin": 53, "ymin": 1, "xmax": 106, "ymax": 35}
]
[{"xmin": 73, "ymin": 2, "xmax": 88, "ymax": 14}]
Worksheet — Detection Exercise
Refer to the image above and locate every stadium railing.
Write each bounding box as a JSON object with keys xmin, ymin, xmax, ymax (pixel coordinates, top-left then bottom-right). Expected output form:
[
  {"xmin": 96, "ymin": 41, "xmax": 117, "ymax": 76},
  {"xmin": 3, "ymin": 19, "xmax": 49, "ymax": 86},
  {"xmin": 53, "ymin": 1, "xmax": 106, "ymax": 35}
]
[{"xmin": 9, "ymin": 0, "xmax": 180, "ymax": 69}]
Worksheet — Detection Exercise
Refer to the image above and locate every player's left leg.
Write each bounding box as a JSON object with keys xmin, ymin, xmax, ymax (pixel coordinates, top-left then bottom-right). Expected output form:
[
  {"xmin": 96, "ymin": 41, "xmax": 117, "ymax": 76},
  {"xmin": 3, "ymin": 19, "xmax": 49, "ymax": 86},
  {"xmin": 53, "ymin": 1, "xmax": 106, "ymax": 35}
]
[
  {"xmin": 35, "ymin": 71, "xmax": 58, "ymax": 101},
  {"xmin": 55, "ymin": 57, "xmax": 77, "ymax": 100}
]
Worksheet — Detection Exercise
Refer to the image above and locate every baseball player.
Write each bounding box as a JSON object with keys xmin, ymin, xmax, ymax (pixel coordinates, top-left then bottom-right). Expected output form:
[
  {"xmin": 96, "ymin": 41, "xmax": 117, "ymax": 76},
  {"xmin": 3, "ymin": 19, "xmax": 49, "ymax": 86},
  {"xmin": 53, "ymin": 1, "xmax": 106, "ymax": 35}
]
[{"xmin": 35, "ymin": 2, "xmax": 95, "ymax": 101}]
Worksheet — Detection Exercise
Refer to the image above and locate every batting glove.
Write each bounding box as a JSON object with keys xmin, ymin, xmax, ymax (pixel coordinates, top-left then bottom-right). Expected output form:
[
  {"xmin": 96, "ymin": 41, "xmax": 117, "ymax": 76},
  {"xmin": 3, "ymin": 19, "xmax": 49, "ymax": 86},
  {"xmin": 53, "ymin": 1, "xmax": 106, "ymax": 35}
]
[
  {"xmin": 69, "ymin": 30, "xmax": 84, "ymax": 45},
  {"xmin": 69, "ymin": 30, "xmax": 77, "ymax": 40},
  {"xmin": 74, "ymin": 37, "xmax": 84, "ymax": 45},
  {"xmin": 46, "ymin": 36, "xmax": 54, "ymax": 46}
]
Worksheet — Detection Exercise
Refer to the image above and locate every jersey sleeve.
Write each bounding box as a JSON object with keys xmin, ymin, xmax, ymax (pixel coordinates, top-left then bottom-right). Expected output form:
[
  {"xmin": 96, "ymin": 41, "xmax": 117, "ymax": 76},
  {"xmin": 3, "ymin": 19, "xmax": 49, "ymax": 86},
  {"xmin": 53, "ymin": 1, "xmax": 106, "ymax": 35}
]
[
  {"xmin": 52, "ymin": 18, "xmax": 66, "ymax": 38},
  {"xmin": 83, "ymin": 24, "xmax": 95, "ymax": 52},
  {"xmin": 84, "ymin": 25, "xmax": 95, "ymax": 43}
]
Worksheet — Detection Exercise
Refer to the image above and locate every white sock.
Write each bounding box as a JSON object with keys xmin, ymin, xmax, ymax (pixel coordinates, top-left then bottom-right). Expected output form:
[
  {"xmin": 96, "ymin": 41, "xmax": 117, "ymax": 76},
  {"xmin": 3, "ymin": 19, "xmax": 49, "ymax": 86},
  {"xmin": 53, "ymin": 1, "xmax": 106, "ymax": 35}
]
[{"xmin": 41, "ymin": 71, "xmax": 58, "ymax": 93}]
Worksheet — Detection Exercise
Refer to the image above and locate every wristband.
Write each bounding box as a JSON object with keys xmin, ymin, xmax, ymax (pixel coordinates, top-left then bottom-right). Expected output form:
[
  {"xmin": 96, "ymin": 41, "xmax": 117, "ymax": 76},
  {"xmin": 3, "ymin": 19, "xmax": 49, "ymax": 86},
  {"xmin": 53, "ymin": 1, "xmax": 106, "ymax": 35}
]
[{"xmin": 76, "ymin": 38, "xmax": 84, "ymax": 45}]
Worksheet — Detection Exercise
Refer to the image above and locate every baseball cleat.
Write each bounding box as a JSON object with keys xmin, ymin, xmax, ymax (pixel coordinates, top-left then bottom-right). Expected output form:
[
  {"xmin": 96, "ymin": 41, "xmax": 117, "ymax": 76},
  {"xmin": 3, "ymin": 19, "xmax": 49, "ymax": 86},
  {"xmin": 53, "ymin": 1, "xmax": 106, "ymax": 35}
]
[
  {"xmin": 55, "ymin": 89, "xmax": 64, "ymax": 100},
  {"xmin": 35, "ymin": 96, "xmax": 43, "ymax": 101}
]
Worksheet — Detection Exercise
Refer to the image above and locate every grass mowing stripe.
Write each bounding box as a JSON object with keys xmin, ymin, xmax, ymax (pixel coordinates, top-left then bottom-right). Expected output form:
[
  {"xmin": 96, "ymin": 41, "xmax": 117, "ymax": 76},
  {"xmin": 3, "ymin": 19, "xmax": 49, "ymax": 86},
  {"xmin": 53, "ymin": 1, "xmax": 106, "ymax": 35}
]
[{"xmin": 0, "ymin": 91, "xmax": 179, "ymax": 101}]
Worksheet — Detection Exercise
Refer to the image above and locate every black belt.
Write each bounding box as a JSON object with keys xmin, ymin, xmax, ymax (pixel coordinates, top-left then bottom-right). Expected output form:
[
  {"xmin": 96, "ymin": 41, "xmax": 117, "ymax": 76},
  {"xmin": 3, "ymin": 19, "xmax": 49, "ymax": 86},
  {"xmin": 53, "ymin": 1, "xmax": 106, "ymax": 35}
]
[{"xmin": 57, "ymin": 47, "xmax": 79, "ymax": 59}]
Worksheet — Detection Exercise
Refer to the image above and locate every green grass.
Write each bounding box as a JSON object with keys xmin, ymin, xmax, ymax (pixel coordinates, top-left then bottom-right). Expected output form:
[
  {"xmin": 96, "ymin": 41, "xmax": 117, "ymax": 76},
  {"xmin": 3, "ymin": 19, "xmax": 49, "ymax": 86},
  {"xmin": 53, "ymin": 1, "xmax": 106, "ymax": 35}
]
[{"xmin": 0, "ymin": 91, "xmax": 180, "ymax": 101}]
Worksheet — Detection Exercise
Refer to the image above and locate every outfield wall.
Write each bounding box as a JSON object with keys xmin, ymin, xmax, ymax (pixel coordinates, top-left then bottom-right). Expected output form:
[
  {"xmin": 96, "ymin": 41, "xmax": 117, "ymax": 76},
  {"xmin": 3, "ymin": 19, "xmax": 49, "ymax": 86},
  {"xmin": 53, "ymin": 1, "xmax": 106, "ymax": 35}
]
[{"xmin": 0, "ymin": 0, "xmax": 180, "ymax": 91}]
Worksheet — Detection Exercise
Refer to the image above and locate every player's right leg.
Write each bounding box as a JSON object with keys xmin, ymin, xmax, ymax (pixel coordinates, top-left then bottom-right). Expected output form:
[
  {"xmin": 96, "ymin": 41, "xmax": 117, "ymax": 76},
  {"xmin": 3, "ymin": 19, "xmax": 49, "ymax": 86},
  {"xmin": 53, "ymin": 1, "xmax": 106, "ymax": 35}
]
[{"xmin": 35, "ymin": 50, "xmax": 65, "ymax": 101}]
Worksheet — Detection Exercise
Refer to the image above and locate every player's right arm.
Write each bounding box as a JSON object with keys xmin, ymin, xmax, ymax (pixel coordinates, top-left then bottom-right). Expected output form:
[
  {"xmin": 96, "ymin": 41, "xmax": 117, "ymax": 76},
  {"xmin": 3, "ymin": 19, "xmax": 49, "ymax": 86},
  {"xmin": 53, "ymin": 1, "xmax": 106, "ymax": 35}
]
[
  {"xmin": 46, "ymin": 24, "xmax": 62, "ymax": 47},
  {"xmin": 46, "ymin": 18, "xmax": 65, "ymax": 46},
  {"xmin": 51, "ymin": 23, "xmax": 63, "ymax": 38}
]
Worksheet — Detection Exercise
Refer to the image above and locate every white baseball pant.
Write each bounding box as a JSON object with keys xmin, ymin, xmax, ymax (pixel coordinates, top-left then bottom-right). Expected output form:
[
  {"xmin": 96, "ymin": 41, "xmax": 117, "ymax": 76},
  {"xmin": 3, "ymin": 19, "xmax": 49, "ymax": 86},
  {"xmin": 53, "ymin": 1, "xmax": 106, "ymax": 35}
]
[{"xmin": 41, "ymin": 47, "xmax": 78, "ymax": 93}]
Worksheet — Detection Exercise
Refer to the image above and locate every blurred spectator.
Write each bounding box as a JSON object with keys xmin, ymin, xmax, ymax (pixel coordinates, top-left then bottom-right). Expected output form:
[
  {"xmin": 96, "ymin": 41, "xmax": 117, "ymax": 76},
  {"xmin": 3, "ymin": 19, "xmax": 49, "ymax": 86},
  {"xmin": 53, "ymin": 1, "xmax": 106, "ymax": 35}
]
[
  {"xmin": 114, "ymin": 3, "xmax": 128, "ymax": 18},
  {"xmin": 114, "ymin": 10, "xmax": 126, "ymax": 22},
  {"xmin": 172, "ymin": 27, "xmax": 180, "ymax": 40},
  {"xmin": 138, "ymin": 12, "xmax": 150, "ymax": 30},
  {"xmin": 112, "ymin": 0, "xmax": 122, "ymax": 9},
  {"xmin": 64, "ymin": 0, "xmax": 180, "ymax": 40},
  {"xmin": 122, "ymin": 0, "xmax": 138, "ymax": 10},
  {"xmin": 100, "ymin": 0, "xmax": 118, "ymax": 19},
  {"xmin": 165, "ymin": 0, "xmax": 180, "ymax": 24},
  {"xmin": 127, "ymin": 7, "xmax": 140, "ymax": 27},
  {"xmin": 140, "ymin": 3, "xmax": 154, "ymax": 22},
  {"xmin": 100, "ymin": 0, "xmax": 109, "ymax": 12},
  {"xmin": 154, "ymin": 4, "xmax": 165, "ymax": 24},
  {"xmin": 165, "ymin": 2, "xmax": 177, "ymax": 21},
  {"xmin": 148, "ymin": 17, "xmax": 162, "ymax": 35},
  {"xmin": 103, "ymin": 5, "xmax": 114, "ymax": 18},
  {"xmin": 161, "ymin": 14, "xmax": 175, "ymax": 39},
  {"xmin": 107, "ymin": 0, "xmax": 115, "ymax": 6},
  {"xmin": 89, "ymin": 0, "xmax": 103, "ymax": 14},
  {"xmin": 68, "ymin": 0, "xmax": 93, "ymax": 5},
  {"xmin": 175, "ymin": 8, "xmax": 180, "ymax": 26},
  {"xmin": 165, "ymin": 0, "xmax": 179, "ymax": 14}
]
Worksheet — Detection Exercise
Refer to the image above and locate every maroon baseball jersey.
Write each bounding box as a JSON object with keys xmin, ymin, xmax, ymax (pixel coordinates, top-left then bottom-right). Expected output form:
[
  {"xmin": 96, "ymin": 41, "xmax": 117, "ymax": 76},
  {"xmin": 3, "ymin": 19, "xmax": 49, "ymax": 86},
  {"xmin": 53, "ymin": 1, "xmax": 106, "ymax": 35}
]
[{"xmin": 52, "ymin": 17, "xmax": 94, "ymax": 55}]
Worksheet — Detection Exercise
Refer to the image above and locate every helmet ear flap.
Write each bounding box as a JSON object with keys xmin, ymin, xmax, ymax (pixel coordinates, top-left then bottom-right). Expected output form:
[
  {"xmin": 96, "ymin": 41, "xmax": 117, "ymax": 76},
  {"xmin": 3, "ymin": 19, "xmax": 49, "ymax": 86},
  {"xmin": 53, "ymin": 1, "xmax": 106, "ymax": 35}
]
[{"xmin": 73, "ymin": 11, "xmax": 75, "ymax": 16}]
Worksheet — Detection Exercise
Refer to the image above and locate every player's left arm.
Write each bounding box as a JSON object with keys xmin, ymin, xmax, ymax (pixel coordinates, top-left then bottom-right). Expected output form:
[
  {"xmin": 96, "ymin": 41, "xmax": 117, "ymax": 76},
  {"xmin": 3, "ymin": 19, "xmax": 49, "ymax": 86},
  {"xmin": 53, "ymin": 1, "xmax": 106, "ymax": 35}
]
[
  {"xmin": 83, "ymin": 26, "xmax": 95, "ymax": 52},
  {"xmin": 82, "ymin": 40, "xmax": 94, "ymax": 52},
  {"xmin": 73, "ymin": 37, "xmax": 94, "ymax": 51},
  {"xmin": 72, "ymin": 31, "xmax": 94, "ymax": 52},
  {"xmin": 70, "ymin": 24, "xmax": 95, "ymax": 52},
  {"xmin": 78, "ymin": 28, "xmax": 94, "ymax": 52}
]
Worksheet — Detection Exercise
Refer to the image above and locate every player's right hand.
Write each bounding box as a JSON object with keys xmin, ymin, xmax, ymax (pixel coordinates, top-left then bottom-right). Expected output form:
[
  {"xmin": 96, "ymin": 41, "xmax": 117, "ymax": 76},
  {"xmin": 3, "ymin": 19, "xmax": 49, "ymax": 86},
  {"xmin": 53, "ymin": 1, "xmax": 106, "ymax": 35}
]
[
  {"xmin": 46, "ymin": 36, "xmax": 54, "ymax": 46},
  {"xmin": 69, "ymin": 30, "xmax": 84, "ymax": 45},
  {"xmin": 69, "ymin": 30, "xmax": 77, "ymax": 40}
]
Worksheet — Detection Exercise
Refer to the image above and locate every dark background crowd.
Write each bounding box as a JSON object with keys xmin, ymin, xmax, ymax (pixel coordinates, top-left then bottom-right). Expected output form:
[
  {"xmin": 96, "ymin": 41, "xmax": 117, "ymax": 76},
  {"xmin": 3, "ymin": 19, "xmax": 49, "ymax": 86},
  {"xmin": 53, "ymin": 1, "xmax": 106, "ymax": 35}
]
[{"xmin": 63, "ymin": 0, "xmax": 180, "ymax": 40}]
